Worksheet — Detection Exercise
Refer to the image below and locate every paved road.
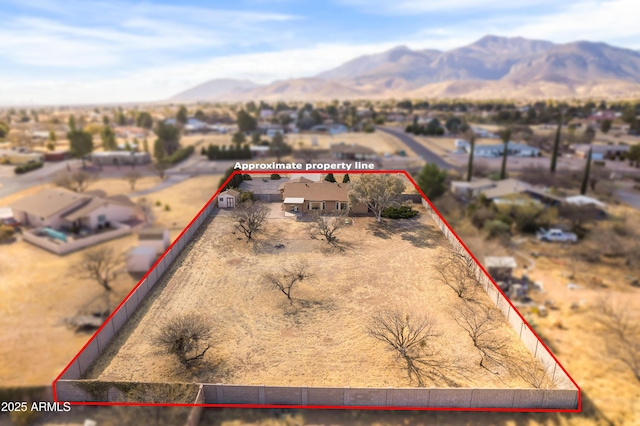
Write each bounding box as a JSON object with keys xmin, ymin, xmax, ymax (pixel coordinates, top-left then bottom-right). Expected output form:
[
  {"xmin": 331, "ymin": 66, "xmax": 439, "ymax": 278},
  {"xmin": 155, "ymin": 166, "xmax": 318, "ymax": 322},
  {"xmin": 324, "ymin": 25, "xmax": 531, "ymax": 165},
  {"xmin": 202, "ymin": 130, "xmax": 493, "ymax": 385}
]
[
  {"xmin": 616, "ymin": 189, "xmax": 640, "ymax": 209},
  {"xmin": 377, "ymin": 126, "xmax": 456, "ymax": 171},
  {"xmin": 0, "ymin": 159, "xmax": 83, "ymax": 199}
]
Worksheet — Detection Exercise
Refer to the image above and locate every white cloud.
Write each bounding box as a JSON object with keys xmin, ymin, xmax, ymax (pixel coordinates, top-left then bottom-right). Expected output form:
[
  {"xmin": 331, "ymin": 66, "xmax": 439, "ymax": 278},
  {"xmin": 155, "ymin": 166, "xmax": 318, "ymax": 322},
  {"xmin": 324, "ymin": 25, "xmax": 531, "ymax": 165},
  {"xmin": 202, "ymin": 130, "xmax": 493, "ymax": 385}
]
[
  {"xmin": 0, "ymin": 1, "xmax": 298, "ymax": 68},
  {"xmin": 500, "ymin": 0, "xmax": 640, "ymax": 48},
  {"xmin": 340, "ymin": 0, "xmax": 585, "ymax": 14}
]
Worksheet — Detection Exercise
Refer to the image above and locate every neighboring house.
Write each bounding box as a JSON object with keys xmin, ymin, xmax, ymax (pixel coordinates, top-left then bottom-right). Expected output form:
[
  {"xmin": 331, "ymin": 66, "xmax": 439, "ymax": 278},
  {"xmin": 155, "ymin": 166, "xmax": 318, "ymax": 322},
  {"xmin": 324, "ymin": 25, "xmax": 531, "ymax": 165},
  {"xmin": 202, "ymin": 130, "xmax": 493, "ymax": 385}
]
[
  {"xmin": 310, "ymin": 124, "xmax": 348, "ymax": 135},
  {"xmin": 260, "ymin": 109, "xmax": 274, "ymax": 119},
  {"xmin": 0, "ymin": 149, "xmax": 44, "ymax": 165},
  {"xmin": 451, "ymin": 178, "xmax": 562, "ymax": 206},
  {"xmin": 280, "ymin": 180, "xmax": 368, "ymax": 215},
  {"xmin": 184, "ymin": 118, "xmax": 208, "ymax": 133},
  {"xmin": 137, "ymin": 226, "xmax": 170, "ymax": 255},
  {"xmin": 44, "ymin": 150, "xmax": 72, "ymax": 162},
  {"xmin": 471, "ymin": 126, "xmax": 499, "ymax": 139},
  {"xmin": 454, "ymin": 139, "xmax": 470, "ymax": 149},
  {"xmin": 469, "ymin": 141, "xmax": 540, "ymax": 158},
  {"xmin": 218, "ymin": 189, "xmax": 240, "ymax": 208},
  {"xmin": 330, "ymin": 142, "xmax": 377, "ymax": 161},
  {"xmin": 565, "ymin": 195, "xmax": 606, "ymax": 209},
  {"xmin": 90, "ymin": 151, "xmax": 151, "ymax": 166},
  {"xmin": 10, "ymin": 188, "xmax": 136, "ymax": 230},
  {"xmin": 571, "ymin": 143, "xmax": 630, "ymax": 160},
  {"xmin": 114, "ymin": 126, "xmax": 148, "ymax": 140}
]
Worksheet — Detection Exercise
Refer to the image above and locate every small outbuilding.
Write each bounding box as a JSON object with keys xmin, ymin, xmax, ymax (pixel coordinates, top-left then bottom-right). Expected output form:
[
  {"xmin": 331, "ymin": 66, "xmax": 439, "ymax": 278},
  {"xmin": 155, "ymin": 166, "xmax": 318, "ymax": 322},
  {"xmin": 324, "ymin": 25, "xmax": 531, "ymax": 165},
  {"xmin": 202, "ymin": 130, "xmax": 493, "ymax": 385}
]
[
  {"xmin": 138, "ymin": 226, "xmax": 170, "ymax": 255},
  {"xmin": 485, "ymin": 256, "xmax": 517, "ymax": 282},
  {"xmin": 126, "ymin": 246, "xmax": 157, "ymax": 274},
  {"xmin": 218, "ymin": 189, "xmax": 240, "ymax": 208}
]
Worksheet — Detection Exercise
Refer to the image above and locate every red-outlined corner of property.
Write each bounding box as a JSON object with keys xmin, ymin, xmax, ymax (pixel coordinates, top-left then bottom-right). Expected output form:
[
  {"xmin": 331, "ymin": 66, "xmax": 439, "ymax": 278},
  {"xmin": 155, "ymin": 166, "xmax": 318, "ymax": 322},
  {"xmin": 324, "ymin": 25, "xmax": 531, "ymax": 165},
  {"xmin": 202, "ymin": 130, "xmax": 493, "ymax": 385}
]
[{"xmin": 52, "ymin": 169, "xmax": 581, "ymax": 412}]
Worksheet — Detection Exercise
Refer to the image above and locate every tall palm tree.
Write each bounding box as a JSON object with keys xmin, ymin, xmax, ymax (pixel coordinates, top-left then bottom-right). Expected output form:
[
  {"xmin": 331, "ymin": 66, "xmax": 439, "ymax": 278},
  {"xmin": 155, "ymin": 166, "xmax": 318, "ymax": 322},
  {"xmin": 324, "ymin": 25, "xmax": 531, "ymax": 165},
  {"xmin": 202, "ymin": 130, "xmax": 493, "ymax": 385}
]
[
  {"xmin": 499, "ymin": 128, "xmax": 511, "ymax": 180},
  {"xmin": 550, "ymin": 114, "xmax": 562, "ymax": 173}
]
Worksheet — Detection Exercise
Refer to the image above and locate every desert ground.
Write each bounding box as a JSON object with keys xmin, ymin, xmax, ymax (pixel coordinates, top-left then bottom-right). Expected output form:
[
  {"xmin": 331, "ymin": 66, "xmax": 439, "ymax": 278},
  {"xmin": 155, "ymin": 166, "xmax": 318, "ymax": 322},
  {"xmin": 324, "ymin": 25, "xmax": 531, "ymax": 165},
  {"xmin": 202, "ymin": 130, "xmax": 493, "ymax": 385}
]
[
  {"xmin": 0, "ymin": 174, "xmax": 221, "ymax": 387},
  {"xmin": 87, "ymin": 205, "xmax": 551, "ymax": 391},
  {"xmin": 292, "ymin": 131, "xmax": 417, "ymax": 156}
]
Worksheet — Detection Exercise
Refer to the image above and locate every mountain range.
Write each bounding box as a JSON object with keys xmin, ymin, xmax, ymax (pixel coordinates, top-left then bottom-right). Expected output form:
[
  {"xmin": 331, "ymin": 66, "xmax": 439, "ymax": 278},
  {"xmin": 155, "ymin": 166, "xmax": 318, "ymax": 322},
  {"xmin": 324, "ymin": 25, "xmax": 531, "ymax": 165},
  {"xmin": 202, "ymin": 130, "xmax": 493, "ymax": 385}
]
[{"xmin": 170, "ymin": 35, "xmax": 640, "ymax": 102}]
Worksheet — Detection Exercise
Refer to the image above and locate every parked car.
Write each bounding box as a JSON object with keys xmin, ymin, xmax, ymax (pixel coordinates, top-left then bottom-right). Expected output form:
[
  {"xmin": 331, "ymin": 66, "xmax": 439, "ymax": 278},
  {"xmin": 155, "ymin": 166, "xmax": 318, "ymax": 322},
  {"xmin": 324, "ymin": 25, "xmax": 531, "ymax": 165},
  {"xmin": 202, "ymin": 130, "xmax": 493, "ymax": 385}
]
[{"xmin": 536, "ymin": 228, "xmax": 578, "ymax": 243}]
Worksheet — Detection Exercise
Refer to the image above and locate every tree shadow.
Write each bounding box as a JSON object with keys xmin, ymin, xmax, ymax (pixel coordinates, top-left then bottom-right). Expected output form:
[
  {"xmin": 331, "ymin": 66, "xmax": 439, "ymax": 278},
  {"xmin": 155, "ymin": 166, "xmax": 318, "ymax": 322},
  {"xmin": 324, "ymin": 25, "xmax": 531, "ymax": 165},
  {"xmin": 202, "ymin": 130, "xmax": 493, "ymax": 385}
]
[
  {"xmin": 400, "ymin": 224, "xmax": 448, "ymax": 249},
  {"xmin": 366, "ymin": 221, "xmax": 393, "ymax": 239}
]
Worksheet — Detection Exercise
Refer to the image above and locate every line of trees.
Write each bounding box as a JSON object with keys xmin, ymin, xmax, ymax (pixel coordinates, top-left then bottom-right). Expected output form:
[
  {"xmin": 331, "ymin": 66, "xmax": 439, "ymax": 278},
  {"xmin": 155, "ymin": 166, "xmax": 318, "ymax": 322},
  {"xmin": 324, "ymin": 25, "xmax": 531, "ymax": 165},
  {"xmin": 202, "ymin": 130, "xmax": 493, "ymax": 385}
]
[{"xmin": 202, "ymin": 144, "xmax": 252, "ymax": 160}]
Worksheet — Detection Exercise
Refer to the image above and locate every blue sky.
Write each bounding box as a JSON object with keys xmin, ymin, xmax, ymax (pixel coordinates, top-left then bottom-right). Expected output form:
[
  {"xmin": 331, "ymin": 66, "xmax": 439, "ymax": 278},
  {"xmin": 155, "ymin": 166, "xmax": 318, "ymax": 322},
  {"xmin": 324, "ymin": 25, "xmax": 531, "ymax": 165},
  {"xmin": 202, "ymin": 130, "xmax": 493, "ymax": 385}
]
[{"xmin": 0, "ymin": 0, "xmax": 638, "ymax": 105}]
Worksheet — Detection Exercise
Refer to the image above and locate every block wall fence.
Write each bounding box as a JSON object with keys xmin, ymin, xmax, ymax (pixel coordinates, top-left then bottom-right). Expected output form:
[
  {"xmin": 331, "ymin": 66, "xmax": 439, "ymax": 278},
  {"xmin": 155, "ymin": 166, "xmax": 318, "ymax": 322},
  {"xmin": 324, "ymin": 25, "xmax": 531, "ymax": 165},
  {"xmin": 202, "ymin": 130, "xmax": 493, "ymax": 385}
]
[{"xmin": 54, "ymin": 179, "xmax": 578, "ymax": 410}]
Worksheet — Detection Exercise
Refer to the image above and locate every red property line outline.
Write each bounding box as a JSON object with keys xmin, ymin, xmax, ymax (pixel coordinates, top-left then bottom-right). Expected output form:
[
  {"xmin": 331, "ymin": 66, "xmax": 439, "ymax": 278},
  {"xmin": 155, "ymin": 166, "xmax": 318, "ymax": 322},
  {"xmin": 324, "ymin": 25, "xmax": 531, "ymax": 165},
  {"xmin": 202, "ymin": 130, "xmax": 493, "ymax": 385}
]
[{"xmin": 53, "ymin": 169, "xmax": 581, "ymax": 413}]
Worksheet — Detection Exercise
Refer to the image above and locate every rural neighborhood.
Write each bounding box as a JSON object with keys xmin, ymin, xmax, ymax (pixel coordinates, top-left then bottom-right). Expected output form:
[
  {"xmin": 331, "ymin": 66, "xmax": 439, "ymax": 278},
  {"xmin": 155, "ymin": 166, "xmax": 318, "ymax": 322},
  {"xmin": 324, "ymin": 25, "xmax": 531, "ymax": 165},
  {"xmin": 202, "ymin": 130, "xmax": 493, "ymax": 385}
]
[{"xmin": 2, "ymin": 0, "xmax": 640, "ymax": 424}]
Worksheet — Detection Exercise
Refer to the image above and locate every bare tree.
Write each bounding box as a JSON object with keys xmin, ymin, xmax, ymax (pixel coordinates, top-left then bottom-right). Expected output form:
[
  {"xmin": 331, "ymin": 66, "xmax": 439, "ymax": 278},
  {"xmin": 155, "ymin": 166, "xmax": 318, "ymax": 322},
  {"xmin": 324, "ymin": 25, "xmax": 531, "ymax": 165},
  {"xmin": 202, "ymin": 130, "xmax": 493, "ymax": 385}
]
[
  {"xmin": 366, "ymin": 309, "xmax": 459, "ymax": 387},
  {"xmin": 263, "ymin": 258, "xmax": 312, "ymax": 302},
  {"xmin": 453, "ymin": 302, "xmax": 508, "ymax": 370},
  {"xmin": 593, "ymin": 298, "xmax": 640, "ymax": 382},
  {"xmin": 436, "ymin": 244, "xmax": 480, "ymax": 300},
  {"xmin": 348, "ymin": 174, "xmax": 405, "ymax": 223},
  {"xmin": 232, "ymin": 201, "xmax": 269, "ymax": 241},
  {"xmin": 508, "ymin": 356, "xmax": 558, "ymax": 389},
  {"xmin": 154, "ymin": 313, "xmax": 212, "ymax": 367},
  {"xmin": 76, "ymin": 247, "xmax": 121, "ymax": 313},
  {"xmin": 150, "ymin": 160, "xmax": 170, "ymax": 181},
  {"xmin": 308, "ymin": 212, "xmax": 345, "ymax": 247},
  {"xmin": 53, "ymin": 170, "xmax": 97, "ymax": 193},
  {"xmin": 123, "ymin": 170, "xmax": 142, "ymax": 191},
  {"xmin": 136, "ymin": 197, "xmax": 156, "ymax": 224}
]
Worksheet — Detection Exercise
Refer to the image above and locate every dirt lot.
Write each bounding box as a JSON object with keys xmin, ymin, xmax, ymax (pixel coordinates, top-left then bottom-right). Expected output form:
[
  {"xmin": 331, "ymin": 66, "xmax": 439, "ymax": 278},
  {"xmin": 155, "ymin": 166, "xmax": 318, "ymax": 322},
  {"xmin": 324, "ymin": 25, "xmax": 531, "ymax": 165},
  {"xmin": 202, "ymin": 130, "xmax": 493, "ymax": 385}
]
[
  {"xmin": 436, "ymin": 202, "xmax": 640, "ymax": 425},
  {"xmin": 88, "ymin": 206, "xmax": 547, "ymax": 390},
  {"xmin": 292, "ymin": 131, "xmax": 412, "ymax": 156},
  {"xmin": 0, "ymin": 175, "xmax": 221, "ymax": 387}
]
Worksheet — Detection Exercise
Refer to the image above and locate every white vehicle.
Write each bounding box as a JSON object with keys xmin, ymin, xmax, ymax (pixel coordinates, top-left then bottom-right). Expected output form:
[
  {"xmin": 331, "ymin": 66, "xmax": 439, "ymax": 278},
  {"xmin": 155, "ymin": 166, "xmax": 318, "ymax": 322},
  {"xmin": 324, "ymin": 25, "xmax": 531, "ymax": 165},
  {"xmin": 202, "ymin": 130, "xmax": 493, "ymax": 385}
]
[{"xmin": 536, "ymin": 228, "xmax": 578, "ymax": 243}]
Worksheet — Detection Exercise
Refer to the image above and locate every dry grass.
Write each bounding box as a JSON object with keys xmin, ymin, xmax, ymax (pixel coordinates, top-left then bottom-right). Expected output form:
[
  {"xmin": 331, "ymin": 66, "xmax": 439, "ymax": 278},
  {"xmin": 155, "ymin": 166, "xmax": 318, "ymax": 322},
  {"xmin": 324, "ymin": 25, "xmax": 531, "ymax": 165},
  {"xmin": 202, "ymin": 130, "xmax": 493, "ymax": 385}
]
[
  {"xmin": 291, "ymin": 132, "xmax": 408, "ymax": 156},
  {"xmin": 88, "ymin": 206, "xmax": 543, "ymax": 390},
  {"xmin": 0, "ymin": 175, "xmax": 221, "ymax": 387}
]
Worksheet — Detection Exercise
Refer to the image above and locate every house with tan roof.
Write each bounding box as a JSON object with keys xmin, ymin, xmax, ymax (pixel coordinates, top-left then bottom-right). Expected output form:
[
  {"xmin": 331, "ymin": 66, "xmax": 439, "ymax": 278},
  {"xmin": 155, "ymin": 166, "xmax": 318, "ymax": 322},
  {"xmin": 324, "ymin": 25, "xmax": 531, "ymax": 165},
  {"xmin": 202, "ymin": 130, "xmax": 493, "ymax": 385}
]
[
  {"xmin": 10, "ymin": 188, "xmax": 138, "ymax": 254},
  {"xmin": 10, "ymin": 188, "xmax": 137, "ymax": 231},
  {"xmin": 280, "ymin": 180, "xmax": 368, "ymax": 215}
]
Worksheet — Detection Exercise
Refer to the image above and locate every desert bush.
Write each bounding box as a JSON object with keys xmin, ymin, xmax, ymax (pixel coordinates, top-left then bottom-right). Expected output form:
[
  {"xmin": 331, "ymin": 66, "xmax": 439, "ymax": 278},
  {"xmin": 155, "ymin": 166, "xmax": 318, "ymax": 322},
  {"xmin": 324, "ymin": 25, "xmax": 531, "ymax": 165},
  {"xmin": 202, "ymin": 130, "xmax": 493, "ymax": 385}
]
[
  {"xmin": 154, "ymin": 313, "xmax": 212, "ymax": 367},
  {"xmin": 242, "ymin": 174, "xmax": 252, "ymax": 180},
  {"xmin": 483, "ymin": 219, "xmax": 510, "ymax": 239},
  {"xmin": 270, "ymin": 173, "xmax": 281, "ymax": 180}
]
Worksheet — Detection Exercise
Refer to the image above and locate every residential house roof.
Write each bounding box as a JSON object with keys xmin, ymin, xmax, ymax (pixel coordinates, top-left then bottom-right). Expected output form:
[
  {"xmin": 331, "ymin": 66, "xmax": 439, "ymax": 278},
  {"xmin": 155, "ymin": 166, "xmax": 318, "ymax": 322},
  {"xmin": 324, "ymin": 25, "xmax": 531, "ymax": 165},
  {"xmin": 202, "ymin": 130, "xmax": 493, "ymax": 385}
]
[
  {"xmin": 482, "ymin": 179, "xmax": 532, "ymax": 199},
  {"xmin": 278, "ymin": 177, "xmax": 315, "ymax": 191},
  {"xmin": 10, "ymin": 188, "xmax": 88, "ymax": 219},
  {"xmin": 565, "ymin": 195, "xmax": 606, "ymax": 208},
  {"xmin": 485, "ymin": 256, "xmax": 517, "ymax": 269},
  {"xmin": 138, "ymin": 226, "xmax": 168, "ymax": 240},
  {"xmin": 220, "ymin": 189, "xmax": 240, "ymax": 197},
  {"xmin": 282, "ymin": 181, "xmax": 352, "ymax": 202},
  {"xmin": 62, "ymin": 198, "xmax": 109, "ymax": 222}
]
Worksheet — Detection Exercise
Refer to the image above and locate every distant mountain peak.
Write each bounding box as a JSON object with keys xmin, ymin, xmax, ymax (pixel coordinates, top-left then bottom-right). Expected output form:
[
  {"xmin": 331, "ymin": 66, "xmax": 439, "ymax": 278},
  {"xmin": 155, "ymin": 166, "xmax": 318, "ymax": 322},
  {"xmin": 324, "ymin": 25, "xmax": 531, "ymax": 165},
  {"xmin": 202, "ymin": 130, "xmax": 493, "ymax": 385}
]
[{"xmin": 169, "ymin": 36, "xmax": 640, "ymax": 102}]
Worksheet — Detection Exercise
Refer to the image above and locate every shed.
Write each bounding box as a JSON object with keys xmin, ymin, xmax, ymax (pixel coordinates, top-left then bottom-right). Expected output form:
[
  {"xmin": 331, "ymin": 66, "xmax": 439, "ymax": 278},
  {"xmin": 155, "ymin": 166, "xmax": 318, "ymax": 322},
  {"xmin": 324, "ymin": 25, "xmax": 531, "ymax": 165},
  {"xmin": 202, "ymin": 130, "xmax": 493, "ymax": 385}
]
[
  {"xmin": 138, "ymin": 226, "xmax": 170, "ymax": 255},
  {"xmin": 485, "ymin": 256, "xmax": 517, "ymax": 282},
  {"xmin": 218, "ymin": 189, "xmax": 240, "ymax": 208},
  {"xmin": 126, "ymin": 246, "xmax": 157, "ymax": 273}
]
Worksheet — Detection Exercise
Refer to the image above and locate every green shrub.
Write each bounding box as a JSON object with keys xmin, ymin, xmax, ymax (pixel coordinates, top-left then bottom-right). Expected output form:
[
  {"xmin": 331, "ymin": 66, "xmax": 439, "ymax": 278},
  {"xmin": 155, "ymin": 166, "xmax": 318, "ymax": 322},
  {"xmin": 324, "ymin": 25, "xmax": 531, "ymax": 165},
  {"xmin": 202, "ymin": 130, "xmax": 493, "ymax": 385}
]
[
  {"xmin": 14, "ymin": 161, "xmax": 43, "ymax": 174},
  {"xmin": 483, "ymin": 219, "xmax": 510, "ymax": 239},
  {"xmin": 242, "ymin": 174, "xmax": 252, "ymax": 180},
  {"xmin": 164, "ymin": 204, "xmax": 171, "ymax": 211},
  {"xmin": 239, "ymin": 191, "xmax": 254, "ymax": 202},
  {"xmin": 166, "ymin": 146, "xmax": 194, "ymax": 165},
  {"xmin": 381, "ymin": 205, "xmax": 418, "ymax": 219},
  {"xmin": 155, "ymin": 200, "xmax": 162, "ymax": 206},
  {"xmin": 270, "ymin": 173, "xmax": 281, "ymax": 180}
]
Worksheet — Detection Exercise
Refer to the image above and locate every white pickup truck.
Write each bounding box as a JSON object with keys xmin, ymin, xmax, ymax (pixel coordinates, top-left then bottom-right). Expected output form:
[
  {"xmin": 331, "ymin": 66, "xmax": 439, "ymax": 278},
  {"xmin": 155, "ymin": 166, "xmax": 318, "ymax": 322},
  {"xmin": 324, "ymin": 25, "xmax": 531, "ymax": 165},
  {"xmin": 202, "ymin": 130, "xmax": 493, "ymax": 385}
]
[{"xmin": 536, "ymin": 228, "xmax": 578, "ymax": 243}]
